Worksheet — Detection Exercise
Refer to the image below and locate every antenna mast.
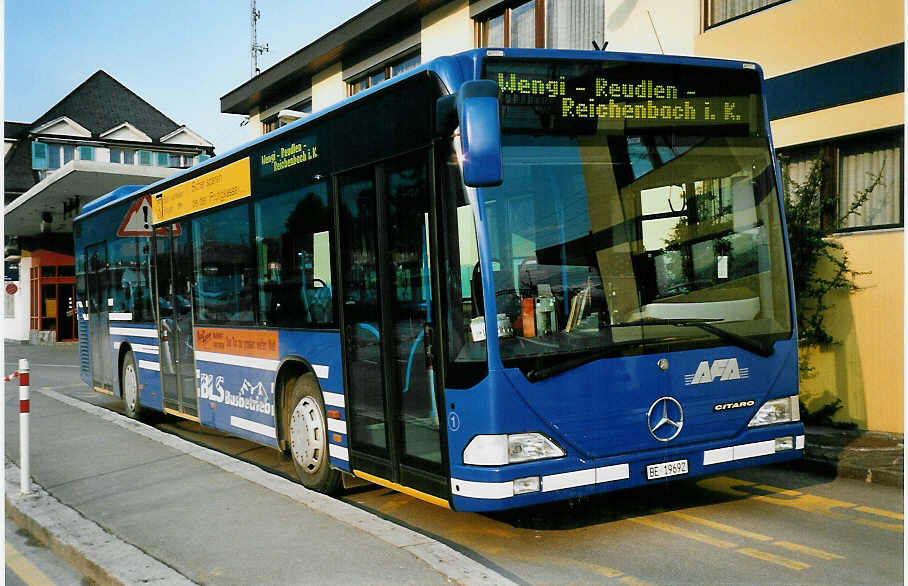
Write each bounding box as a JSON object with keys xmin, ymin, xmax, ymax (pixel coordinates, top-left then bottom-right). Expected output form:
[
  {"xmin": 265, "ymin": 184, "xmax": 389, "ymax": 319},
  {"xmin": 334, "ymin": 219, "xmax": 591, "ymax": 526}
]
[{"xmin": 251, "ymin": 0, "xmax": 269, "ymax": 77}]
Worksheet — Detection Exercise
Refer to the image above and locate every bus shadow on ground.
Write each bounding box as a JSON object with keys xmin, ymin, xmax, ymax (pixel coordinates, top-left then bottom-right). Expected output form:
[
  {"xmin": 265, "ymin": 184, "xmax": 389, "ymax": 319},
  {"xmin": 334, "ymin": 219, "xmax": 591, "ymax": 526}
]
[{"xmin": 484, "ymin": 463, "xmax": 833, "ymax": 531}]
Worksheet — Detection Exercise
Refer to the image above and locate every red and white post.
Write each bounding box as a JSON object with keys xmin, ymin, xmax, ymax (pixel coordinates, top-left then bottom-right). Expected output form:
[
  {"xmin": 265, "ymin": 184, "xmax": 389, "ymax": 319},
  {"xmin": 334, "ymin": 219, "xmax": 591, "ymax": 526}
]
[{"xmin": 19, "ymin": 358, "xmax": 30, "ymax": 494}]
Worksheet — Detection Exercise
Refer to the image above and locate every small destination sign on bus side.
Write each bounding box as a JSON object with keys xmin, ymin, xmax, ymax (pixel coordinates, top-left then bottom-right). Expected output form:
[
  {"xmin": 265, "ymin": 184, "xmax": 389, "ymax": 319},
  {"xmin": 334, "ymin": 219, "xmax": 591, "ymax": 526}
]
[{"xmin": 152, "ymin": 157, "xmax": 251, "ymax": 223}]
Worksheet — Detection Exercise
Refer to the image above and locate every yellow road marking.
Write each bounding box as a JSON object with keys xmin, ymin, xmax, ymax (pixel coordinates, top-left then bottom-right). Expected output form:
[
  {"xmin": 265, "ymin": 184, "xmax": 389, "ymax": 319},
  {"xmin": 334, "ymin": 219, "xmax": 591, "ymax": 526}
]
[
  {"xmin": 854, "ymin": 505, "xmax": 903, "ymax": 521},
  {"xmin": 666, "ymin": 511, "xmax": 773, "ymax": 542},
  {"xmin": 619, "ymin": 575, "xmax": 655, "ymax": 585},
  {"xmin": 699, "ymin": 476, "xmax": 903, "ymax": 525},
  {"xmin": 773, "ymin": 541, "xmax": 843, "ymax": 560},
  {"xmin": 736, "ymin": 547, "xmax": 811, "ymax": 570},
  {"xmin": 629, "ymin": 517, "xmax": 737, "ymax": 548},
  {"xmin": 6, "ymin": 543, "xmax": 56, "ymax": 586},
  {"xmin": 854, "ymin": 518, "xmax": 904, "ymax": 532}
]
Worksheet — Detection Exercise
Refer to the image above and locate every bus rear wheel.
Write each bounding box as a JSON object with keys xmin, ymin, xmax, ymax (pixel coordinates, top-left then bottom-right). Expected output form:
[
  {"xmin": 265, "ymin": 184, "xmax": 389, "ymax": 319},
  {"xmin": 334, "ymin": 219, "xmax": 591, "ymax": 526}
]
[
  {"xmin": 121, "ymin": 351, "xmax": 145, "ymax": 420},
  {"xmin": 287, "ymin": 374, "xmax": 342, "ymax": 495}
]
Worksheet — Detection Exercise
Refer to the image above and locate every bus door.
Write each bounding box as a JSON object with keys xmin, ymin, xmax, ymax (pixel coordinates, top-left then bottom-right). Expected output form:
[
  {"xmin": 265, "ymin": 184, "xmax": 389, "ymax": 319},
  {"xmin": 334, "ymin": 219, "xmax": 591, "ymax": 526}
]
[
  {"xmin": 338, "ymin": 150, "xmax": 447, "ymax": 501},
  {"xmin": 86, "ymin": 242, "xmax": 112, "ymax": 392},
  {"xmin": 154, "ymin": 223, "xmax": 199, "ymax": 418}
]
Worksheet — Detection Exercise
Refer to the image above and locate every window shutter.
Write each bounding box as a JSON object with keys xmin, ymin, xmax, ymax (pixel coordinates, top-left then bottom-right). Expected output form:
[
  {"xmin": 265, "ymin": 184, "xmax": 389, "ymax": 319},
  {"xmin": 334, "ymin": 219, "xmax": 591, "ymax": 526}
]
[
  {"xmin": 31, "ymin": 142, "xmax": 48, "ymax": 170},
  {"xmin": 79, "ymin": 146, "xmax": 94, "ymax": 161}
]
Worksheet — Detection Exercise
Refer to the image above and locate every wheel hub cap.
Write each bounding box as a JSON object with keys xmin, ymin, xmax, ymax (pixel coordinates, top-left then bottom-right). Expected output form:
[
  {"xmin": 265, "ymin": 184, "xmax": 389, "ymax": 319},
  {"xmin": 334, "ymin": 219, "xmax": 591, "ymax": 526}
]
[{"xmin": 290, "ymin": 397, "xmax": 323, "ymax": 474}]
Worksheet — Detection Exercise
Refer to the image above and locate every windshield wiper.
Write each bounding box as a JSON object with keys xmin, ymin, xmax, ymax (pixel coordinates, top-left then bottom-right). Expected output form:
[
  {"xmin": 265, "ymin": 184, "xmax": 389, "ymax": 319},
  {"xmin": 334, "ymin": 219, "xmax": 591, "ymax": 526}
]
[
  {"xmin": 524, "ymin": 317, "xmax": 773, "ymax": 382},
  {"xmin": 604, "ymin": 317, "xmax": 774, "ymax": 358}
]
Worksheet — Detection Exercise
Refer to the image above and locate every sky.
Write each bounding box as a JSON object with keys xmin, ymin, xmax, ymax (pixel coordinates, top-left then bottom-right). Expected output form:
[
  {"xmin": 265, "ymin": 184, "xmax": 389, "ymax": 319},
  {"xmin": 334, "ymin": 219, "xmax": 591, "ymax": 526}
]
[{"xmin": 4, "ymin": 0, "xmax": 378, "ymax": 154}]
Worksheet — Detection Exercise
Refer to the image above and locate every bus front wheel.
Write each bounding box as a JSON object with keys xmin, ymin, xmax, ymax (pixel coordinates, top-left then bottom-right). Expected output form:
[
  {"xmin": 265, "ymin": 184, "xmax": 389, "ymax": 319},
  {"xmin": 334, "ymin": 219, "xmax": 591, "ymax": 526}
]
[
  {"xmin": 121, "ymin": 351, "xmax": 145, "ymax": 420},
  {"xmin": 287, "ymin": 374, "xmax": 342, "ymax": 495}
]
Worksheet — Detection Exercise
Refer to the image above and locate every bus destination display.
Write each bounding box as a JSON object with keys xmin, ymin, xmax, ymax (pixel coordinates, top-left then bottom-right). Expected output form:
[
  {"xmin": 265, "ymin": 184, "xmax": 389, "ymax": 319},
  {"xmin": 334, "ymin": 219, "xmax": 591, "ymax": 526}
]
[{"xmin": 486, "ymin": 59, "xmax": 761, "ymax": 132}]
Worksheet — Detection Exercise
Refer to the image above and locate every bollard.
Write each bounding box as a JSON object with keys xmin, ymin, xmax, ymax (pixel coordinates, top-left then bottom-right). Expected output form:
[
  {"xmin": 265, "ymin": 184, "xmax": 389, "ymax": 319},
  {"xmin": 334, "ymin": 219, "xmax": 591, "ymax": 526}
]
[{"xmin": 19, "ymin": 358, "xmax": 30, "ymax": 494}]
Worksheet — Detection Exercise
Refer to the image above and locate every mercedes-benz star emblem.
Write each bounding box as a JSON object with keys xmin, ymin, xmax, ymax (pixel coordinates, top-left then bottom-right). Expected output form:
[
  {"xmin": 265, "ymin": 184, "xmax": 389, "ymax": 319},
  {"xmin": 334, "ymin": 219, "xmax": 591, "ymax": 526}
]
[{"xmin": 647, "ymin": 396, "xmax": 683, "ymax": 442}]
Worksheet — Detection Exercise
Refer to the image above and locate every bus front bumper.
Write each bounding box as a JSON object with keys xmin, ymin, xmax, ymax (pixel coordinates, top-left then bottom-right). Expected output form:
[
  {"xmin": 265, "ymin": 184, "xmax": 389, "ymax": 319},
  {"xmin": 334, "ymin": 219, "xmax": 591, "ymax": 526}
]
[{"xmin": 449, "ymin": 423, "xmax": 804, "ymax": 511}]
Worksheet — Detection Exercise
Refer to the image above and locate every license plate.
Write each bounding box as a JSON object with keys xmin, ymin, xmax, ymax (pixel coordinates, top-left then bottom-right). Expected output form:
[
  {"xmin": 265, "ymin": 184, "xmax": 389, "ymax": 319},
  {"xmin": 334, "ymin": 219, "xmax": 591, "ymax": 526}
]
[{"xmin": 646, "ymin": 459, "xmax": 688, "ymax": 480}]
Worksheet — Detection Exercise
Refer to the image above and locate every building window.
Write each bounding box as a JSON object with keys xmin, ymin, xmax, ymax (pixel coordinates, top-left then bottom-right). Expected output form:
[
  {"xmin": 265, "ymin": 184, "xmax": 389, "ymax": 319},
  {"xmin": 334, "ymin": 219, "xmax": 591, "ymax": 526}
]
[
  {"xmin": 780, "ymin": 130, "xmax": 903, "ymax": 232},
  {"xmin": 109, "ymin": 148, "xmax": 136, "ymax": 164},
  {"xmin": 48, "ymin": 144, "xmax": 61, "ymax": 169},
  {"xmin": 478, "ymin": 0, "xmax": 605, "ymax": 50},
  {"xmin": 63, "ymin": 145, "xmax": 75, "ymax": 164},
  {"xmin": 138, "ymin": 150, "xmax": 153, "ymax": 166},
  {"xmin": 706, "ymin": 0, "xmax": 789, "ymax": 28},
  {"xmin": 263, "ymin": 117, "xmax": 280, "ymax": 133},
  {"xmin": 262, "ymin": 99, "xmax": 313, "ymax": 134},
  {"xmin": 348, "ymin": 52, "xmax": 421, "ymax": 95},
  {"xmin": 79, "ymin": 146, "xmax": 94, "ymax": 161},
  {"xmin": 838, "ymin": 134, "xmax": 903, "ymax": 230},
  {"xmin": 155, "ymin": 152, "xmax": 169, "ymax": 166}
]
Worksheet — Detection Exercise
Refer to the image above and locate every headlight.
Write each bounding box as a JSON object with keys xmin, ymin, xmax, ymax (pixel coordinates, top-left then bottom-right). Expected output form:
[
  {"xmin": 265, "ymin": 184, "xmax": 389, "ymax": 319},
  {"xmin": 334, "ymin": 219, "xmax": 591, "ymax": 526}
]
[
  {"xmin": 463, "ymin": 433, "xmax": 565, "ymax": 465},
  {"xmin": 748, "ymin": 395, "xmax": 800, "ymax": 427}
]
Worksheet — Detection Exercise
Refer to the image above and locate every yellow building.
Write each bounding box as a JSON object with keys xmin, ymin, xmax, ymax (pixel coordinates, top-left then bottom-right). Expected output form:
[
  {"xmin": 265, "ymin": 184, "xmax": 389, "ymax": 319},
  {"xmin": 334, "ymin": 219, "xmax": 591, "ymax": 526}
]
[{"xmin": 696, "ymin": 0, "xmax": 904, "ymax": 433}]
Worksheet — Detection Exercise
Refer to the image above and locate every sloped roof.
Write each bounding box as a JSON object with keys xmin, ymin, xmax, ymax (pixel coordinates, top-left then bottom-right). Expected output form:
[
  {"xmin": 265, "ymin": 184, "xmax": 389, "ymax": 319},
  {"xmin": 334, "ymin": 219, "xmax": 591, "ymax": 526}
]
[
  {"xmin": 31, "ymin": 70, "xmax": 180, "ymax": 141},
  {"xmin": 4, "ymin": 121, "xmax": 30, "ymax": 141},
  {"xmin": 4, "ymin": 135, "xmax": 36, "ymax": 199}
]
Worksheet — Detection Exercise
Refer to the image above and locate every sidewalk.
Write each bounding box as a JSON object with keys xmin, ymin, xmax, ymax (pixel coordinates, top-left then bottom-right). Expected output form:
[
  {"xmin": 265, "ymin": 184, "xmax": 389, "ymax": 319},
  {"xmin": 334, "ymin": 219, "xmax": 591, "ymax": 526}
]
[
  {"xmin": 802, "ymin": 425, "xmax": 904, "ymax": 488},
  {"xmin": 4, "ymin": 386, "xmax": 515, "ymax": 586}
]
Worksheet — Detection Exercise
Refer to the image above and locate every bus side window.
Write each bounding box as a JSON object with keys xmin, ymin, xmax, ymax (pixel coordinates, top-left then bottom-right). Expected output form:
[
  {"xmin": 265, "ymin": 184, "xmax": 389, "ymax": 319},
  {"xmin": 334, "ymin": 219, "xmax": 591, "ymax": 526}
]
[
  {"xmin": 191, "ymin": 204, "xmax": 257, "ymax": 324},
  {"xmin": 254, "ymin": 181, "xmax": 335, "ymax": 328}
]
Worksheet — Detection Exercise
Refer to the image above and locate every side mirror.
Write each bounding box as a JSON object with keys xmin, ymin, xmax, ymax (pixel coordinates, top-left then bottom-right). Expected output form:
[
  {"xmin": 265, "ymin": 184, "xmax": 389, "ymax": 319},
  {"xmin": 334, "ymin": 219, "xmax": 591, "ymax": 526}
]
[{"xmin": 436, "ymin": 80, "xmax": 503, "ymax": 188}]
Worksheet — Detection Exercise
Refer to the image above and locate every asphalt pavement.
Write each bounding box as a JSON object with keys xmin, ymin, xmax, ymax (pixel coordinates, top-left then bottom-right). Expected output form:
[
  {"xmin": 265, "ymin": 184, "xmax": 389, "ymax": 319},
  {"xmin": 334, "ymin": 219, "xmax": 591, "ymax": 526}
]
[{"xmin": 3, "ymin": 342, "xmax": 903, "ymax": 585}]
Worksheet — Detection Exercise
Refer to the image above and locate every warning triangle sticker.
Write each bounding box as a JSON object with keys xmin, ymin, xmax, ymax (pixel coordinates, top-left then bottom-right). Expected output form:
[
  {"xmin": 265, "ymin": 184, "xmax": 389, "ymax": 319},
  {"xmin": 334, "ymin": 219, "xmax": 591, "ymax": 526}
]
[{"xmin": 117, "ymin": 195, "xmax": 181, "ymax": 237}]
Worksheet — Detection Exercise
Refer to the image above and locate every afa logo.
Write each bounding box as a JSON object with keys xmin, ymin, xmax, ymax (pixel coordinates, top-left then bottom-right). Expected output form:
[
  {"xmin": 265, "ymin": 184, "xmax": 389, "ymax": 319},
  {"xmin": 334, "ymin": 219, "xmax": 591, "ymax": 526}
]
[{"xmin": 684, "ymin": 358, "xmax": 749, "ymax": 385}]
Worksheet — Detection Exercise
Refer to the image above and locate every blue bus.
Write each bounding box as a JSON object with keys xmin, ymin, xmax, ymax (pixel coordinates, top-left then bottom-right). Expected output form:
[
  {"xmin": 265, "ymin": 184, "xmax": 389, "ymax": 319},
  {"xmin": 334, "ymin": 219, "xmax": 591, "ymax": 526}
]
[{"xmin": 74, "ymin": 48, "xmax": 802, "ymax": 512}]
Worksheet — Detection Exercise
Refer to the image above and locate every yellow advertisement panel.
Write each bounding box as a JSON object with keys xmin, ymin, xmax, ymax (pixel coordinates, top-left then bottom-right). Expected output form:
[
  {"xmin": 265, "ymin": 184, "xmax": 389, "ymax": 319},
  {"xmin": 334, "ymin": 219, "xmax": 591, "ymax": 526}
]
[{"xmin": 152, "ymin": 158, "xmax": 251, "ymax": 223}]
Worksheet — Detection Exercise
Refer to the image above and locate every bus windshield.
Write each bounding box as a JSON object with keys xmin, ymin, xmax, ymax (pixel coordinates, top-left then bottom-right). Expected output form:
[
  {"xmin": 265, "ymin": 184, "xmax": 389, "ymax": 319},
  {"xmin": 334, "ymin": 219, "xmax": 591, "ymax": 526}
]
[{"xmin": 480, "ymin": 58, "xmax": 792, "ymax": 366}]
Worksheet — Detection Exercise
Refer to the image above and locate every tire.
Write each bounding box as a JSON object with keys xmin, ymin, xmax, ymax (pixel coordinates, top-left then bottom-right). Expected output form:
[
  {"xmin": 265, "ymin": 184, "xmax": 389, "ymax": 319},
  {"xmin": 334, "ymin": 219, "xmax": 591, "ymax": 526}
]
[
  {"xmin": 287, "ymin": 374, "xmax": 342, "ymax": 495},
  {"xmin": 121, "ymin": 351, "xmax": 145, "ymax": 420}
]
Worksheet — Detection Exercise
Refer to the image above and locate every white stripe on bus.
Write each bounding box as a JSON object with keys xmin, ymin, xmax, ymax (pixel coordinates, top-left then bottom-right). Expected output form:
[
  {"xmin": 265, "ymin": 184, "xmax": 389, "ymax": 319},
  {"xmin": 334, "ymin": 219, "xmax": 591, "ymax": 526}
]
[
  {"xmin": 453, "ymin": 463, "xmax": 632, "ymax": 500},
  {"xmin": 195, "ymin": 350, "xmax": 280, "ymax": 372},
  {"xmin": 195, "ymin": 351, "xmax": 279, "ymax": 372},
  {"xmin": 596, "ymin": 463, "xmax": 630, "ymax": 483},
  {"xmin": 138, "ymin": 360, "xmax": 160, "ymax": 371},
  {"xmin": 230, "ymin": 416, "xmax": 276, "ymax": 439},
  {"xmin": 328, "ymin": 444, "xmax": 349, "ymax": 461},
  {"xmin": 542, "ymin": 469, "xmax": 596, "ymax": 493},
  {"xmin": 451, "ymin": 479, "xmax": 514, "ymax": 499},
  {"xmin": 110, "ymin": 327, "xmax": 158, "ymax": 339},
  {"xmin": 109, "ymin": 312, "xmax": 133, "ymax": 321},
  {"xmin": 323, "ymin": 391, "xmax": 345, "ymax": 408},
  {"xmin": 327, "ymin": 418, "xmax": 347, "ymax": 435},
  {"xmin": 704, "ymin": 440, "xmax": 776, "ymax": 466},
  {"xmin": 132, "ymin": 343, "xmax": 160, "ymax": 355},
  {"xmin": 313, "ymin": 364, "xmax": 330, "ymax": 379}
]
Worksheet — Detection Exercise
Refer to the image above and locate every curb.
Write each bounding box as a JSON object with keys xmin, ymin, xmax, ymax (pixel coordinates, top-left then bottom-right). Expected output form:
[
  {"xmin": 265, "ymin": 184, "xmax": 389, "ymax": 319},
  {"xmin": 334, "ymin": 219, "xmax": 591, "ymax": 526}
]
[
  {"xmin": 26, "ymin": 387, "xmax": 520, "ymax": 586},
  {"xmin": 5, "ymin": 459, "xmax": 196, "ymax": 585},
  {"xmin": 802, "ymin": 430, "xmax": 904, "ymax": 488}
]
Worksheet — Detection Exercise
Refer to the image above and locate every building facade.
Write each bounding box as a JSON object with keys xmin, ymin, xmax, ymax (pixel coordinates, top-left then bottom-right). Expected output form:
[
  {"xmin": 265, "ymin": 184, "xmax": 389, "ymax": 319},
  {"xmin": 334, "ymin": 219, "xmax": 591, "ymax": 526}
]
[
  {"xmin": 695, "ymin": 0, "xmax": 904, "ymax": 433},
  {"xmin": 220, "ymin": 0, "xmax": 903, "ymax": 433},
  {"xmin": 5, "ymin": 70, "xmax": 215, "ymax": 343}
]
